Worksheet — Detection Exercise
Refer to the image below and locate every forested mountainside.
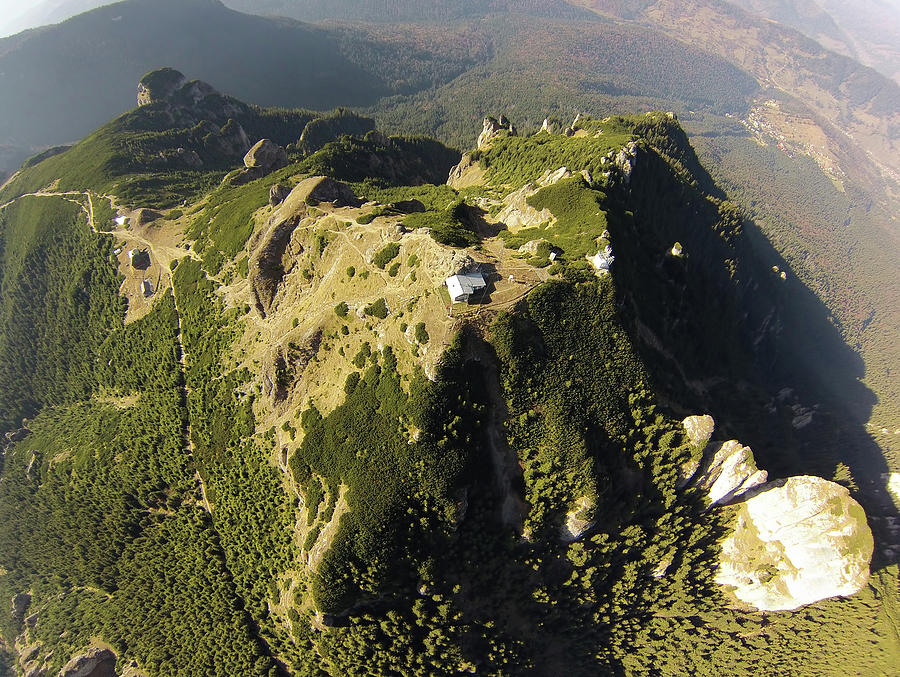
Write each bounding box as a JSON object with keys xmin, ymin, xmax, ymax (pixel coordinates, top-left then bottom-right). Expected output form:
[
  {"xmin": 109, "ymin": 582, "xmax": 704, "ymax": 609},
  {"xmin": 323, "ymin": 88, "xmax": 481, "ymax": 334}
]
[
  {"xmin": 350, "ymin": 7, "xmax": 900, "ymax": 469},
  {"xmin": 0, "ymin": 73, "xmax": 896, "ymax": 676},
  {"xmin": 2, "ymin": 0, "xmax": 897, "ymax": 458},
  {"xmin": 725, "ymin": 0, "xmax": 900, "ymax": 83},
  {"xmin": 0, "ymin": 0, "xmax": 480, "ymax": 151},
  {"xmin": 223, "ymin": 0, "xmax": 595, "ymax": 22}
]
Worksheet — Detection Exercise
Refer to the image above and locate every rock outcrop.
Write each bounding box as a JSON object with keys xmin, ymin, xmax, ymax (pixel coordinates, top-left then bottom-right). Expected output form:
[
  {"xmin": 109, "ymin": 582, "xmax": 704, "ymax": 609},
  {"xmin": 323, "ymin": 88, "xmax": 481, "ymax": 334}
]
[
  {"xmin": 614, "ymin": 141, "xmax": 639, "ymax": 184},
  {"xmin": 269, "ymin": 183, "xmax": 291, "ymax": 207},
  {"xmin": 562, "ymin": 496, "xmax": 595, "ymax": 542},
  {"xmin": 678, "ymin": 415, "xmax": 767, "ymax": 503},
  {"xmin": 225, "ymin": 139, "xmax": 289, "ymax": 186},
  {"xmin": 11, "ymin": 592, "xmax": 31, "ymax": 621},
  {"xmin": 137, "ymin": 67, "xmax": 186, "ymax": 106},
  {"xmin": 134, "ymin": 68, "xmax": 252, "ymax": 170},
  {"xmin": 541, "ymin": 117, "xmax": 562, "ymax": 134},
  {"xmin": 693, "ymin": 440, "xmax": 769, "ymax": 506},
  {"xmin": 716, "ymin": 476, "xmax": 873, "ymax": 611},
  {"xmin": 244, "ymin": 139, "xmax": 288, "ymax": 171},
  {"xmin": 477, "ymin": 115, "xmax": 516, "ymax": 150},
  {"xmin": 681, "ymin": 414, "xmax": 874, "ymax": 611},
  {"xmin": 888, "ymin": 472, "xmax": 900, "ymax": 504},
  {"xmin": 496, "ymin": 166, "xmax": 582, "ymax": 230},
  {"xmin": 447, "ymin": 153, "xmax": 486, "ymax": 189},
  {"xmin": 59, "ymin": 647, "xmax": 117, "ymax": 677},
  {"xmin": 5, "ymin": 426, "xmax": 30, "ymax": 444}
]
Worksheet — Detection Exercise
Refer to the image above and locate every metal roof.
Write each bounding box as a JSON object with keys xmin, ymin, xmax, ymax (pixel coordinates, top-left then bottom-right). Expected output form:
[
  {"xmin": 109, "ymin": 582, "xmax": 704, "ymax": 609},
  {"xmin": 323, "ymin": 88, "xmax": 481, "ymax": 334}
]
[{"xmin": 446, "ymin": 272, "xmax": 486, "ymax": 301}]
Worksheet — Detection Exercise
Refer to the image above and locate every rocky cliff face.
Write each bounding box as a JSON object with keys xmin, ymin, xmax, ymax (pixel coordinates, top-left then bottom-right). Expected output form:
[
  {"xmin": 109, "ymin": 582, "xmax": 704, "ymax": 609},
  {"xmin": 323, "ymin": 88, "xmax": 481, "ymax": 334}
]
[
  {"xmin": 682, "ymin": 415, "xmax": 874, "ymax": 611},
  {"xmin": 716, "ymin": 476, "xmax": 873, "ymax": 611},
  {"xmin": 134, "ymin": 68, "xmax": 252, "ymax": 167},
  {"xmin": 249, "ymin": 177, "xmax": 359, "ymax": 317}
]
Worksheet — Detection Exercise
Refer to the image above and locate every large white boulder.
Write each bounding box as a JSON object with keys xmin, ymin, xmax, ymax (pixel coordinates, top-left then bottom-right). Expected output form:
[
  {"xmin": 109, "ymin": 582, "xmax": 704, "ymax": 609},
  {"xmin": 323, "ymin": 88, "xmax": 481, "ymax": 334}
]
[{"xmin": 716, "ymin": 476, "xmax": 873, "ymax": 611}]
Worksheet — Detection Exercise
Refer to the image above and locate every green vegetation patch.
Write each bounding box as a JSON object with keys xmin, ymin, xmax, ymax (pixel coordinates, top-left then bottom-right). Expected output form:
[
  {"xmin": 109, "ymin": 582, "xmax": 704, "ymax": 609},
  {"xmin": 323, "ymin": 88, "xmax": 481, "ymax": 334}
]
[
  {"xmin": 174, "ymin": 259, "xmax": 295, "ymax": 644},
  {"xmin": 364, "ymin": 297, "xmax": 389, "ymax": 319},
  {"xmin": 480, "ymin": 118, "xmax": 633, "ymax": 189},
  {"xmin": 185, "ymin": 164, "xmax": 300, "ymax": 274},
  {"xmin": 403, "ymin": 199, "xmax": 479, "ymax": 247},
  {"xmin": 290, "ymin": 336, "xmax": 488, "ymax": 614},
  {"xmin": 89, "ymin": 194, "xmax": 117, "ymax": 232},
  {"xmin": 372, "ymin": 242, "xmax": 400, "ymax": 269},
  {"xmin": 414, "ymin": 322, "xmax": 429, "ymax": 344},
  {"xmin": 500, "ymin": 177, "xmax": 609, "ymax": 264},
  {"xmin": 298, "ymin": 132, "xmax": 460, "ymax": 187},
  {"xmin": 0, "ymin": 196, "xmax": 124, "ymax": 430}
]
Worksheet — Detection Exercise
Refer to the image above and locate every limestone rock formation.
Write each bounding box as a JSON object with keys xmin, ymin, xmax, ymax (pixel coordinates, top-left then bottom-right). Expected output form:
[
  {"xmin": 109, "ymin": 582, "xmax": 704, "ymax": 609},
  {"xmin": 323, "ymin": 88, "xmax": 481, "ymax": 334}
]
[
  {"xmin": 541, "ymin": 117, "xmax": 562, "ymax": 134},
  {"xmin": 887, "ymin": 472, "xmax": 900, "ymax": 504},
  {"xmin": 59, "ymin": 647, "xmax": 117, "ymax": 677},
  {"xmin": 446, "ymin": 153, "xmax": 486, "ymax": 189},
  {"xmin": 679, "ymin": 415, "xmax": 874, "ymax": 611},
  {"xmin": 678, "ymin": 414, "xmax": 715, "ymax": 486},
  {"xmin": 562, "ymin": 496, "xmax": 595, "ymax": 542},
  {"xmin": 244, "ymin": 139, "xmax": 288, "ymax": 171},
  {"xmin": 518, "ymin": 238, "xmax": 552, "ymax": 256},
  {"xmin": 716, "ymin": 476, "xmax": 873, "ymax": 611},
  {"xmin": 496, "ymin": 166, "xmax": 580, "ymax": 230},
  {"xmin": 137, "ymin": 67, "xmax": 186, "ymax": 106},
  {"xmin": 684, "ymin": 414, "xmax": 715, "ymax": 449},
  {"xmin": 477, "ymin": 115, "xmax": 516, "ymax": 150},
  {"xmin": 615, "ymin": 141, "xmax": 639, "ymax": 184},
  {"xmin": 694, "ymin": 440, "xmax": 769, "ymax": 506},
  {"xmin": 11, "ymin": 592, "xmax": 30, "ymax": 621},
  {"xmin": 678, "ymin": 415, "xmax": 767, "ymax": 503},
  {"xmin": 5, "ymin": 426, "xmax": 30, "ymax": 444},
  {"xmin": 134, "ymin": 69, "xmax": 253, "ymax": 172}
]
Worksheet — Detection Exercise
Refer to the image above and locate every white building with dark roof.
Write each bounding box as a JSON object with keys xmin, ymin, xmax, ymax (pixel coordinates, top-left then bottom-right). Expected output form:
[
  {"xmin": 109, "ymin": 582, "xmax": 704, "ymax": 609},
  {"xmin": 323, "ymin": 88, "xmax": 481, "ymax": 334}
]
[{"xmin": 446, "ymin": 272, "xmax": 487, "ymax": 303}]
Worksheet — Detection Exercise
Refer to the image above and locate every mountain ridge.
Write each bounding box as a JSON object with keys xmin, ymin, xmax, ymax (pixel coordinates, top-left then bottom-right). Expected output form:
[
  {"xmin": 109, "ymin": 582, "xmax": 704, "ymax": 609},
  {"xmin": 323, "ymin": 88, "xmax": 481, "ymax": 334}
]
[{"xmin": 0, "ymin": 76, "xmax": 896, "ymax": 674}]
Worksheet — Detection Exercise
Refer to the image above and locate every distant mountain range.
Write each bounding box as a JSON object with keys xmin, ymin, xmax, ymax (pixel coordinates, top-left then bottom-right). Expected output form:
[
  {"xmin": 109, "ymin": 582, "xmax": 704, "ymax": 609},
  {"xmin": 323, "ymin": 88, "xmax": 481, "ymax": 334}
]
[
  {"xmin": 727, "ymin": 0, "xmax": 900, "ymax": 83},
  {"xmin": 0, "ymin": 0, "xmax": 113, "ymax": 38},
  {"xmin": 7, "ymin": 0, "xmax": 898, "ymax": 83},
  {"xmin": 0, "ymin": 0, "xmax": 478, "ymax": 150}
]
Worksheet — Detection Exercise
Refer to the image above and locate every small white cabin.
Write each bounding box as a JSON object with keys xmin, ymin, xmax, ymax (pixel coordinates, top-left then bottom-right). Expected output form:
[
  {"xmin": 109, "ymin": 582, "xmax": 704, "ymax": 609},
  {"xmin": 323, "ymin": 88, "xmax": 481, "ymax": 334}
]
[
  {"xmin": 446, "ymin": 272, "xmax": 487, "ymax": 303},
  {"xmin": 115, "ymin": 216, "xmax": 128, "ymax": 227}
]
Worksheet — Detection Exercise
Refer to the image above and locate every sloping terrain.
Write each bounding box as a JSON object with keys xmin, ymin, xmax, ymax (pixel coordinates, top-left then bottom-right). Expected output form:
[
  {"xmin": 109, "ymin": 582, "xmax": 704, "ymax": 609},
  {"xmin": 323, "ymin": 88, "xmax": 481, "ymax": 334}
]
[
  {"xmin": 2, "ymin": 0, "xmax": 895, "ymax": 473},
  {"xmin": 0, "ymin": 78, "xmax": 898, "ymax": 675}
]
